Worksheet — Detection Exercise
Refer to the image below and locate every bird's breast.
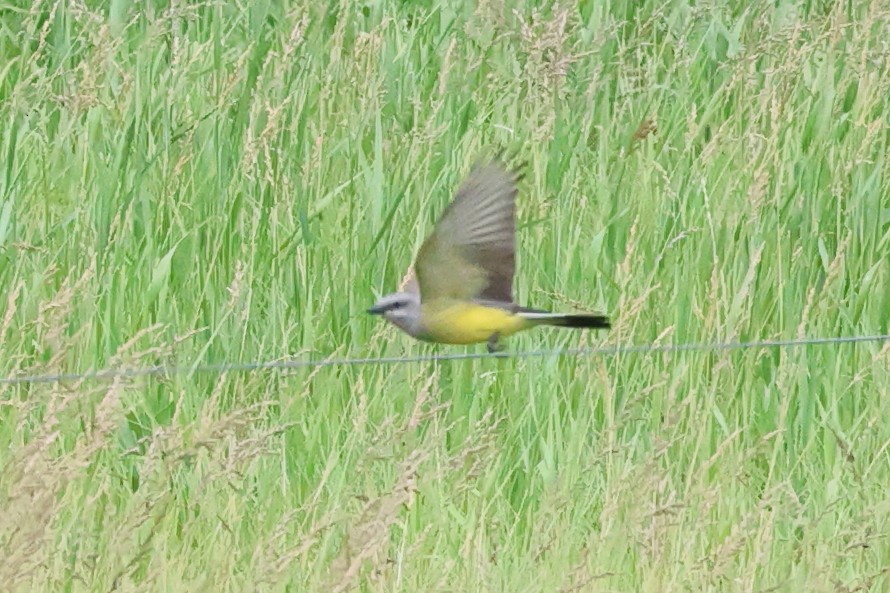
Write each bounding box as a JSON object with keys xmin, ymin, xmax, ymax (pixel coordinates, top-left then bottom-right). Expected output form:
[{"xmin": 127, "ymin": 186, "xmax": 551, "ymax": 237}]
[{"xmin": 418, "ymin": 301, "xmax": 526, "ymax": 345}]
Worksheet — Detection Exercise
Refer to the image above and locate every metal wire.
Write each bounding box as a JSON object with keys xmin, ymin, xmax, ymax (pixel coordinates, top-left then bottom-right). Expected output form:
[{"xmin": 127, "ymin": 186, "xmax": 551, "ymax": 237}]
[{"xmin": 1, "ymin": 334, "xmax": 888, "ymax": 387}]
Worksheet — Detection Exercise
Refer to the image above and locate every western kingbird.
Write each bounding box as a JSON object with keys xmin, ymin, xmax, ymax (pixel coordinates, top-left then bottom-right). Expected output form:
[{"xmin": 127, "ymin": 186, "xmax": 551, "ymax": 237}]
[{"xmin": 368, "ymin": 159, "xmax": 610, "ymax": 352}]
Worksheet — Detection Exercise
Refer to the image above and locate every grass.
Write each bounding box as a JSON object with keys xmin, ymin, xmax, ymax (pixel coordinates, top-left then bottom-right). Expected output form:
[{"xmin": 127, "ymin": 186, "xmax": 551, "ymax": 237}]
[{"xmin": 1, "ymin": 0, "xmax": 889, "ymax": 590}]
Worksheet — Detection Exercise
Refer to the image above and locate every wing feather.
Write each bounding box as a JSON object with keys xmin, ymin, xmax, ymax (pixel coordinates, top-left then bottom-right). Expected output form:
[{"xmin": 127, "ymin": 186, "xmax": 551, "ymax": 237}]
[{"xmin": 414, "ymin": 161, "xmax": 519, "ymax": 304}]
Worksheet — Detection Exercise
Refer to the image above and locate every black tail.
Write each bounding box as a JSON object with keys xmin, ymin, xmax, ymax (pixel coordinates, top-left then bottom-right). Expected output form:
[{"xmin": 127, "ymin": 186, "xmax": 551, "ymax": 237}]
[
  {"xmin": 518, "ymin": 310, "xmax": 611, "ymax": 329},
  {"xmin": 549, "ymin": 314, "xmax": 611, "ymax": 329}
]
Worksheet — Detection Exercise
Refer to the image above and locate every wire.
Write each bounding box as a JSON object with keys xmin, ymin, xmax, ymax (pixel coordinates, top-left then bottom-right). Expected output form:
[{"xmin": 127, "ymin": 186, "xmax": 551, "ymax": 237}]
[{"xmin": 1, "ymin": 334, "xmax": 888, "ymax": 387}]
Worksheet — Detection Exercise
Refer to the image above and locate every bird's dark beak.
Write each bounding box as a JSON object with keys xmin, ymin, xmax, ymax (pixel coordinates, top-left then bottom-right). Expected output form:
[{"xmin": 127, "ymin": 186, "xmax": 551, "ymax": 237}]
[{"xmin": 367, "ymin": 303, "xmax": 386, "ymax": 315}]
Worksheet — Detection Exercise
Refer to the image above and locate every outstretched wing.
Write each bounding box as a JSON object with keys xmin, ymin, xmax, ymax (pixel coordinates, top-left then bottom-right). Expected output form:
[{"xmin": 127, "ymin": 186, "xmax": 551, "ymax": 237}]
[{"xmin": 414, "ymin": 161, "xmax": 519, "ymax": 304}]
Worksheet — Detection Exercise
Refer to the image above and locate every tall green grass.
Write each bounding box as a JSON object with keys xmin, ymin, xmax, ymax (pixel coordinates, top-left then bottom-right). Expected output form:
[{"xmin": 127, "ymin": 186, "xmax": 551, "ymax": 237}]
[{"xmin": 1, "ymin": 0, "xmax": 889, "ymax": 590}]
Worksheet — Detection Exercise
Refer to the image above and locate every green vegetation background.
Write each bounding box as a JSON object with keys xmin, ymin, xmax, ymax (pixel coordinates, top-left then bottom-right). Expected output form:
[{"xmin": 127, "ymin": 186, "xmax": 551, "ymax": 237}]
[{"xmin": 1, "ymin": 0, "xmax": 889, "ymax": 590}]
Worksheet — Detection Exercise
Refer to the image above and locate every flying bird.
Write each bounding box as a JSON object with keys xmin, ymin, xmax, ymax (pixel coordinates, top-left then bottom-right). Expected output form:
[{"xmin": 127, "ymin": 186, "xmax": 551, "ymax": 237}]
[{"xmin": 368, "ymin": 159, "xmax": 610, "ymax": 352}]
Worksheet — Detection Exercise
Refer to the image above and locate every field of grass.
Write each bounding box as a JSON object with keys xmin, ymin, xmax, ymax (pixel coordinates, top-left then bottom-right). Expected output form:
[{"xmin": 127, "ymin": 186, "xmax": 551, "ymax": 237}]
[{"xmin": 2, "ymin": 0, "xmax": 890, "ymax": 590}]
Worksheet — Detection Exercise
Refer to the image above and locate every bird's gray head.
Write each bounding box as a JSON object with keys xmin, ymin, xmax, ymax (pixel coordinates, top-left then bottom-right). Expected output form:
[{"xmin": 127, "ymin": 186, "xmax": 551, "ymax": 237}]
[{"xmin": 367, "ymin": 291, "xmax": 422, "ymax": 337}]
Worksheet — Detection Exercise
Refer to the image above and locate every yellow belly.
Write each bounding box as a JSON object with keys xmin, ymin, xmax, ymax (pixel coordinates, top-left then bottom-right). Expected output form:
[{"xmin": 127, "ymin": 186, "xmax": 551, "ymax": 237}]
[{"xmin": 419, "ymin": 301, "xmax": 530, "ymax": 345}]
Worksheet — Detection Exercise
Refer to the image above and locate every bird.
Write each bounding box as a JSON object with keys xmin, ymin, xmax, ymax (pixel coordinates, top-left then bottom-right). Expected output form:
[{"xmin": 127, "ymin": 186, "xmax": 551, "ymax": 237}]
[{"xmin": 367, "ymin": 158, "xmax": 610, "ymax": 352}]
